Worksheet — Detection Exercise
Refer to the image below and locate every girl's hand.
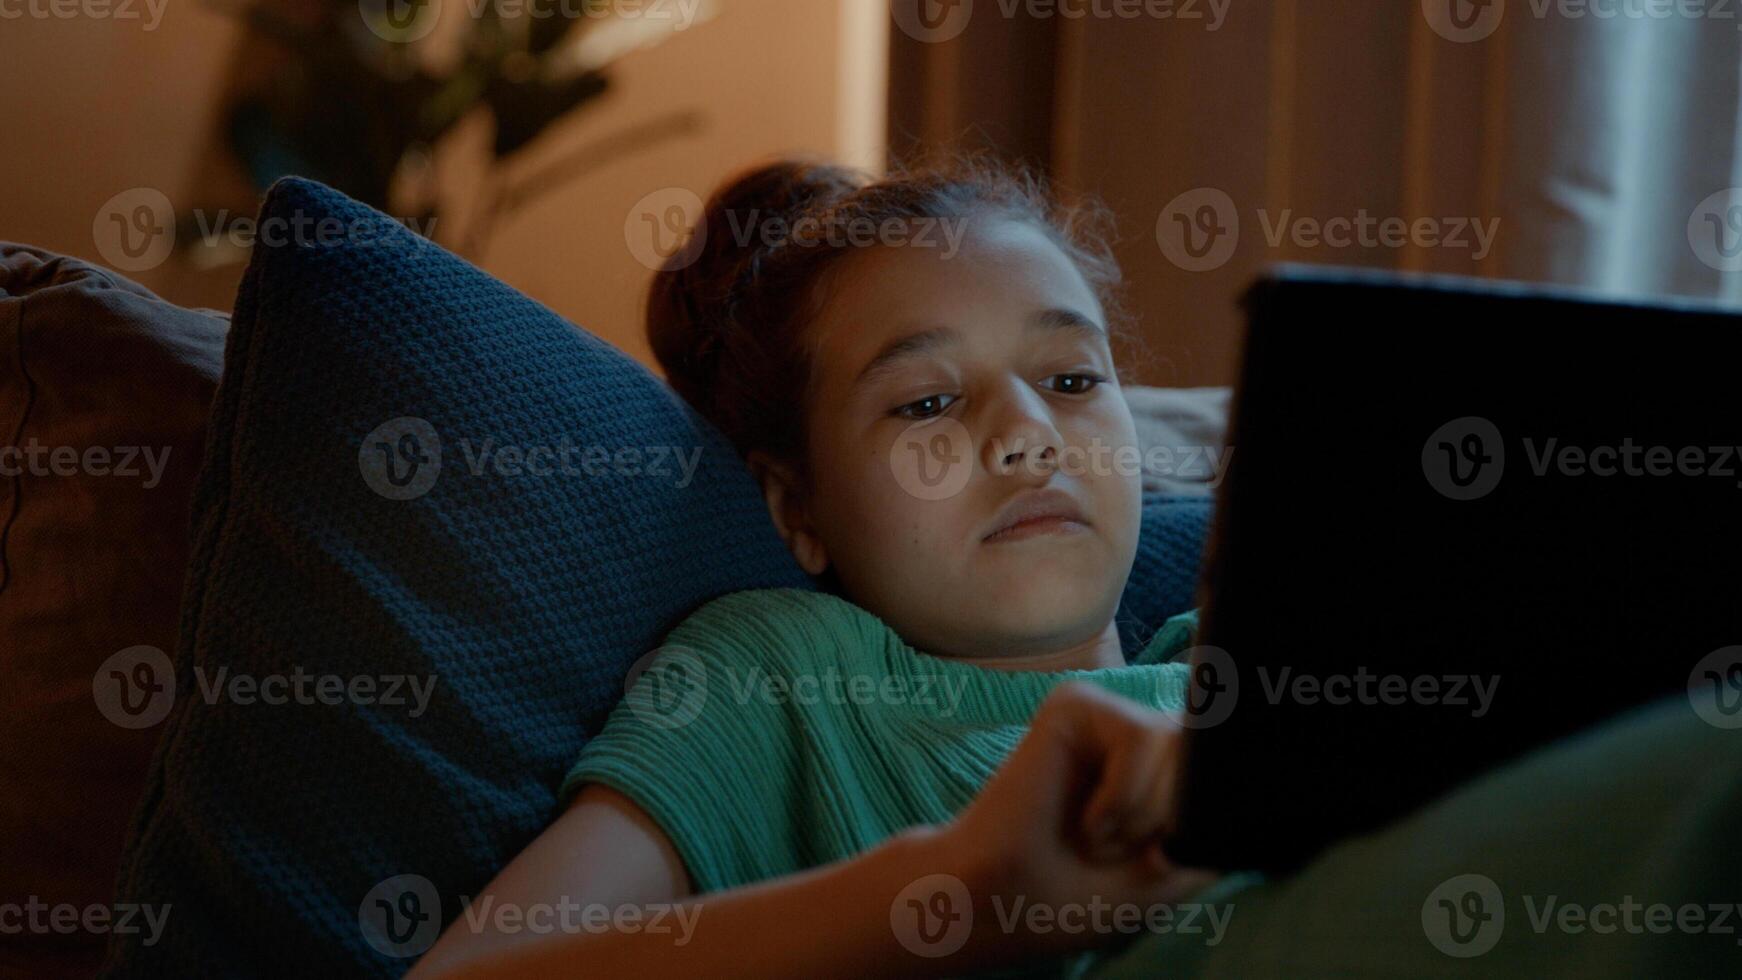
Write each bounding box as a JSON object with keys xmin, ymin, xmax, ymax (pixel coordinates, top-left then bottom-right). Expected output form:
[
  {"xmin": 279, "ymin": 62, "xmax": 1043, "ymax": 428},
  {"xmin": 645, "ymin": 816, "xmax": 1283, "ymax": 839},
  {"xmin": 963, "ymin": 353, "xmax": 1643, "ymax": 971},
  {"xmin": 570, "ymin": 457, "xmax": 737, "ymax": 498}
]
[{"xmin": 935, "ymin": 681, "xmax": 1219, "ymax": 957}]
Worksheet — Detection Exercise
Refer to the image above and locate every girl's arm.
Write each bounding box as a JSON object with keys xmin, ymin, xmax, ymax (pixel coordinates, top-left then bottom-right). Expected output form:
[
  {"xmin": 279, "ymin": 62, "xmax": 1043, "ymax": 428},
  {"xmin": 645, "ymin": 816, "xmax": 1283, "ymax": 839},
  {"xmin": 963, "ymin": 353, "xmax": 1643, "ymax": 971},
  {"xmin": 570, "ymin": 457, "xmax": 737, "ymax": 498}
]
[
  {"xmin": 410, "ymin": 784, "xmax": 988, "ymax": 979},
  {"xmin": 408, "ymin": 682, "xmax": 1216, "ymax": 979}
]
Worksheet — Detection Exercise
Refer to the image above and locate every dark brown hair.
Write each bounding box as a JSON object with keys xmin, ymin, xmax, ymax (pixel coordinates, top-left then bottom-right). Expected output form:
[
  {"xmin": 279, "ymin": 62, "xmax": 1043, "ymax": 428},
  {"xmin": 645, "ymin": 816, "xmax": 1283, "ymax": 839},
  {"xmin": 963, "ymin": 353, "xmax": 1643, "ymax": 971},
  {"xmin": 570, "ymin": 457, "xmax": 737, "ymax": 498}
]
[{"xmin": 646, "ymin": 152, "xmax": 1136, "ymax": 480}]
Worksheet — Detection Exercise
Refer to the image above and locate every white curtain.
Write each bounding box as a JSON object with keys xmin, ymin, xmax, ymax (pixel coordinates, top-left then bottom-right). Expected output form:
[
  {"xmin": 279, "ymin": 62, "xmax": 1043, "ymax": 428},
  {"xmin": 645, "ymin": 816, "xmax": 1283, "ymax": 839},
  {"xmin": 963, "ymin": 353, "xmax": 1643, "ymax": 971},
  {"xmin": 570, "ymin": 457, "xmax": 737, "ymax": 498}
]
[
  {"xmin": 1493, "ymin": 3, "xmax": 1742, "ymax": 302},
  {"xmin": 1028, "ymin": 0, "xmax": 1742, "ymax": 384}
]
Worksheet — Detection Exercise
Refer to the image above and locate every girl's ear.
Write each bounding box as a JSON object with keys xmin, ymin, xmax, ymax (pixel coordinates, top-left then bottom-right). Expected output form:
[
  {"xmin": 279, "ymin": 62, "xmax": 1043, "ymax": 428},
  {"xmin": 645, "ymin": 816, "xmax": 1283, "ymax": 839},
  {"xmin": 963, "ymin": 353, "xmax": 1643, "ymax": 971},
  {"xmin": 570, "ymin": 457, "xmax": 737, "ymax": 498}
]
[{"xmin": 745, "ymin": 450, "xmax": 830, "ymax": 577}]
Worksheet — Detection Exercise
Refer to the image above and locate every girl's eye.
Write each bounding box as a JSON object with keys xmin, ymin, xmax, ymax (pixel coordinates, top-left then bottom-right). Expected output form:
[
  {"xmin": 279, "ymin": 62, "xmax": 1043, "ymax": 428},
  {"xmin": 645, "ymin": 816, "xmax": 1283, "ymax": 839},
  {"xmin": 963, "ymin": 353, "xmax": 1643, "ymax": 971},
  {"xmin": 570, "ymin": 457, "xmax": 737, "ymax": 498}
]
[
  {"xmin": 894, "ymin": 393, "xmax": 957, "ymax": 420},
  {"xmin": 1045, "ymin": 373, "xmax": 1107, "ymax": 395}
]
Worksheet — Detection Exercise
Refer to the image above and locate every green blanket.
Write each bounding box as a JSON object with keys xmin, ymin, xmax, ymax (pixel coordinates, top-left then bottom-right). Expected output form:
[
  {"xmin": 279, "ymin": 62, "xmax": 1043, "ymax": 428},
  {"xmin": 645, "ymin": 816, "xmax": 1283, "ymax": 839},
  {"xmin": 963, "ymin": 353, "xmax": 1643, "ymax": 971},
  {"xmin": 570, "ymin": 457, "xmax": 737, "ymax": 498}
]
[{"xmin": 1088, "ymin": 695, "xmax": 1741, "ymax": 978}]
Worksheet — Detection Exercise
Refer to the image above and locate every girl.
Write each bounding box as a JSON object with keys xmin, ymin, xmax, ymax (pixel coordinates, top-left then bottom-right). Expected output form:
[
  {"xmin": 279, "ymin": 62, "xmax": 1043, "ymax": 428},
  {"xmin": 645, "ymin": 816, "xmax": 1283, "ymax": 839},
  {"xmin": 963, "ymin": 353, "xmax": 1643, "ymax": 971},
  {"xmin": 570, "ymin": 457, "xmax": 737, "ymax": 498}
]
[{"xmin": 411, "ymin": 156, "xmax": 1216, "ymax": 978}]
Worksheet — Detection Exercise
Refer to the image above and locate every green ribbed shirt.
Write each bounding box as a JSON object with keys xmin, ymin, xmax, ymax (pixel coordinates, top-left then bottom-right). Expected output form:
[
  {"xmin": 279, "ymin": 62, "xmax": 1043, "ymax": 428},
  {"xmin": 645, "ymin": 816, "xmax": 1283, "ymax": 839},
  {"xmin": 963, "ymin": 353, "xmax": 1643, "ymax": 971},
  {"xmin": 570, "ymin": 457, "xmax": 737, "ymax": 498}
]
[{"xmin": 560, "ymin": 587, "xmax": 1197, "ymax": 895}]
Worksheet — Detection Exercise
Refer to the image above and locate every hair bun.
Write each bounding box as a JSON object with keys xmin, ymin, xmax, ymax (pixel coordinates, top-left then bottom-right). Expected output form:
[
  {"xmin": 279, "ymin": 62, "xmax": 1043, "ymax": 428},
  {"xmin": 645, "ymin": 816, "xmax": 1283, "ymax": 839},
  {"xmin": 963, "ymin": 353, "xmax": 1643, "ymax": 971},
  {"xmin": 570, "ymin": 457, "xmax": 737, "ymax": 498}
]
[
  {"xmin": 644, "ymin": 152, "xmax": 1128, "ymax": 467},
  {"xmin": 647, "ymin": 159, "xmax": 864, "ymax": 426}
]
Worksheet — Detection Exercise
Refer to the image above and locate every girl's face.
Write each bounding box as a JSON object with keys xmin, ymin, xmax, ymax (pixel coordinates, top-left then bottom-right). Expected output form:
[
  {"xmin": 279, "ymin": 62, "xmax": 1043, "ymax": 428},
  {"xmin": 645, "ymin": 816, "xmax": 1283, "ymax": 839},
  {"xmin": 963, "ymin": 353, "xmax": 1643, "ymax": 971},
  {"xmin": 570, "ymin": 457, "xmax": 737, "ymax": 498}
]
[{"xmin": 754, "ymin": 214, "xmax": 1144, "ymax": 663}]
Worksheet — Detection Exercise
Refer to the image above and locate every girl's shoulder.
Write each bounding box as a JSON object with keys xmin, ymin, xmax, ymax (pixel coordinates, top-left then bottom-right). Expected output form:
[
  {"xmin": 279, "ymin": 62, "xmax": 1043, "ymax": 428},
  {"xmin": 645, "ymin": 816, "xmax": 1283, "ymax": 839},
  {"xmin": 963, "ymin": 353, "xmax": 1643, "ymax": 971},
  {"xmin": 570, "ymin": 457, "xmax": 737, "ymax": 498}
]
[
  {"xmin": 671, "ymin": 587, "xmax": 878, "ymax": 640},
  {"xmin": 676, "ymin": 590, "xmax": 1202, "ymax": 666},
  {"xmin": 675, "ymin": 586, "xmax": 868, "ymax": 629},
  {"xmin": 663, "ymin": 587, "xmax": 895, "ymax": 672}
]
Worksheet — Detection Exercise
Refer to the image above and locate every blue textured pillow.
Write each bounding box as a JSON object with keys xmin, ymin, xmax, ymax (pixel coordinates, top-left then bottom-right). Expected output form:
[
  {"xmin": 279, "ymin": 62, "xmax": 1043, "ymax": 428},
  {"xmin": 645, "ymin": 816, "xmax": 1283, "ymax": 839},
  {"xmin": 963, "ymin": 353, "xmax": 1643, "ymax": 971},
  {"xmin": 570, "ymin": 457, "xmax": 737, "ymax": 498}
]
[
  {"xmin": 105, "ymin": 178, "xmax": 1209, "ymax": 976},
  {"xmin": 1120, "ymin": 493, "xmax": 1211, "ymax": 654}
]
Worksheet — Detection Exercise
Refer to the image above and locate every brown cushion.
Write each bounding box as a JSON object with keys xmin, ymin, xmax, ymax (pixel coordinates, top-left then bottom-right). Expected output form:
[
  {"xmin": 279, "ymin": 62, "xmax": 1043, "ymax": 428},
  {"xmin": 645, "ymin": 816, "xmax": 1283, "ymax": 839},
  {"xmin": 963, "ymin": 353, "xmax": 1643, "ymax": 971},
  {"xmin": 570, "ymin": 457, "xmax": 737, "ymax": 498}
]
[{"xmin": 0, "ymin": 244, "xmax": 224, "ymax": 974}]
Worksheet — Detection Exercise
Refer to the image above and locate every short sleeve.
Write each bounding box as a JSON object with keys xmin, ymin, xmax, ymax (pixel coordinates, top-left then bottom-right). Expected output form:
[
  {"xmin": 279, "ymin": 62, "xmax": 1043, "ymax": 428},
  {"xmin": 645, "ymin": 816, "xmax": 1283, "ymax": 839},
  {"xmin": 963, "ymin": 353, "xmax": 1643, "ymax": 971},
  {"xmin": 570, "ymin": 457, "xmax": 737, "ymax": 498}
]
[{"xmin": 558, "ymin": 589, "xmax": 846, "ymax": 893}]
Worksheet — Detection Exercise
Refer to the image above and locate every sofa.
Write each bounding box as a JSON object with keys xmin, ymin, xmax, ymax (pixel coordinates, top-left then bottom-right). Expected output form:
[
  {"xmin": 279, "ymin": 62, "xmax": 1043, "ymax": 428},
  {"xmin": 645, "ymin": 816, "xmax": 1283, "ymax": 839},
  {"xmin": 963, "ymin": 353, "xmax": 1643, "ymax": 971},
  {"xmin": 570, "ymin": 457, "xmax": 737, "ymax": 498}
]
[
  {"xmin": 12, "ymin": 181, "xmax": 1728, "ymax": 979},
  {"xmin": 0, "ymin": 212, "xmax": 1228, "ymax": 977},
  {"xmin": 0, "ymin": 245, "xmax": 227, "ymax": 978}
]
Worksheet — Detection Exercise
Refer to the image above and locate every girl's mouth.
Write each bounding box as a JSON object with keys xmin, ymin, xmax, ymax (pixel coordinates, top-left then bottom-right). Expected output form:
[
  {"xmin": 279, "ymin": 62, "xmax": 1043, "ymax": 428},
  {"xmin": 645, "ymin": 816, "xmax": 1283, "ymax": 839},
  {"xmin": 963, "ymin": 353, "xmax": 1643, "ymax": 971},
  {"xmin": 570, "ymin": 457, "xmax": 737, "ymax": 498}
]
[
  {"xmin": 982, "ymin": 487, "xmax": 1091, "ymax": 543},
  {"xmin": 982, "ymin": 515, "xmax": 1092, "ymax": 544}
]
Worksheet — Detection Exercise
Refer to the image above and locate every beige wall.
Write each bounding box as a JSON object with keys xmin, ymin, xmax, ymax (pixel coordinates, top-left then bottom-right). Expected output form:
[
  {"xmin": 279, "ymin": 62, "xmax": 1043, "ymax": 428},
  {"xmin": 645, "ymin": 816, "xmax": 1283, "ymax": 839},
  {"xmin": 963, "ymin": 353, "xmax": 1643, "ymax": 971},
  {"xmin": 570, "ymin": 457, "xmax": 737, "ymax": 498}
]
[
  {"xmin": 435, "ymin": 0, "xmax": 887, "ymax": 364},
  {"xmin": 1, "ymin": 0, "xmax": 886, "ymax": 372},
  {"xmin": 1, "ymin": 0, "xmax": 245, "ymax": 304}
]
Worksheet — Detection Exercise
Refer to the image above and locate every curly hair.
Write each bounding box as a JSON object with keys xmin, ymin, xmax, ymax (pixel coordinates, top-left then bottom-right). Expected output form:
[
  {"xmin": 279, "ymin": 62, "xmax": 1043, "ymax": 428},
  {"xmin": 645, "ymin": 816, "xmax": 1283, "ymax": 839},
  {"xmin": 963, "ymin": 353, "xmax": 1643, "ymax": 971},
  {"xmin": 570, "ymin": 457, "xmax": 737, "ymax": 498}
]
[{"xmin": 645, "ymin": 152, "xmax": 1137, "ymax": 479}]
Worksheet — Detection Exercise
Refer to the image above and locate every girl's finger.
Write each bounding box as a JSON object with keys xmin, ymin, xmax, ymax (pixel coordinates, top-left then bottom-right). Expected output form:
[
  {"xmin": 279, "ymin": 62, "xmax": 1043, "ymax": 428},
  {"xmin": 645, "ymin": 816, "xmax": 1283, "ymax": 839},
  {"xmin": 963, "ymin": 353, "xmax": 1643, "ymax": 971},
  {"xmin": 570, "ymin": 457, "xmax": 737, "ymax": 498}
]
[{"xmin": 1081, "ymin": 728, "xmax": 1168, "ymax": 853}]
